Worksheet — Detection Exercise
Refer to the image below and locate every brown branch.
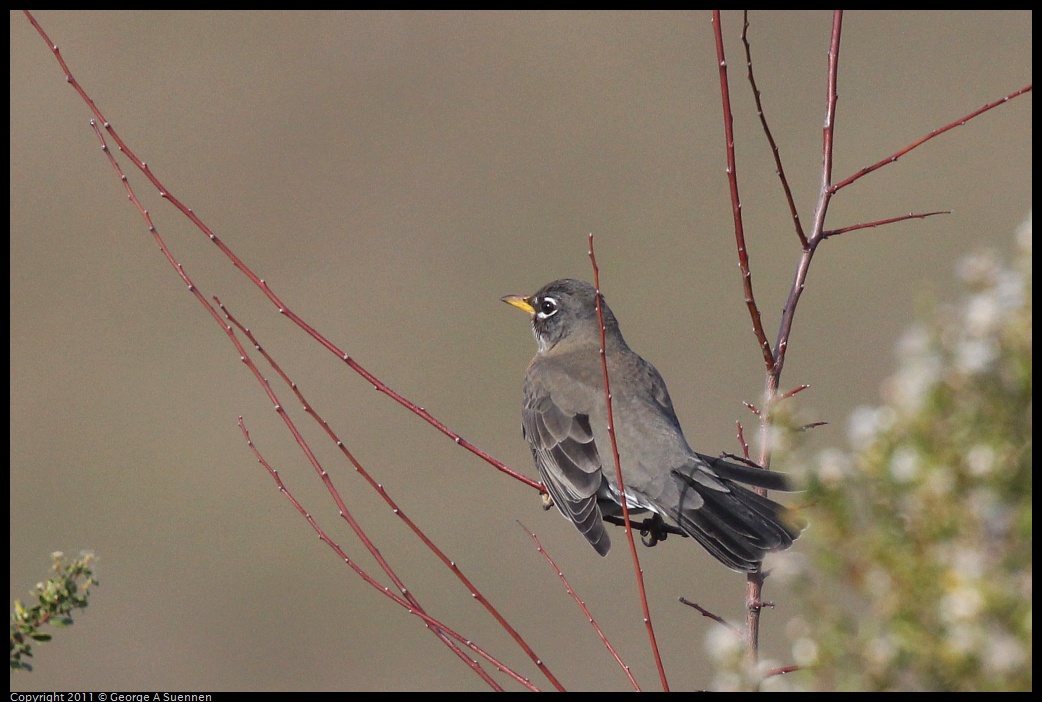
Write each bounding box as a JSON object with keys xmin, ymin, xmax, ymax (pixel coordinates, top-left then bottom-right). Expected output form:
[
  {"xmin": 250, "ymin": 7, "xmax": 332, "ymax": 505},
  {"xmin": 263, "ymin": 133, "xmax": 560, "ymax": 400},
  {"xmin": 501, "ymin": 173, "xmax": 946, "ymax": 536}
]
[
  {"xmin": 764, "ymin": 664, "xmax": 801, "ymax": 677},
  {"xmin": 89, "ymin": 108, "xmax": 516, "ymax": 686},
  {"xmin": 779, "ymin": 384, "xmax": 811, "ymax": 401},
  {"xmin": 735, "ymin": 421, "xmax": 751, "ymax": 461},
  {"xmin": 720, "ymin": 453, "xmax": 765, "ymax": 471}
]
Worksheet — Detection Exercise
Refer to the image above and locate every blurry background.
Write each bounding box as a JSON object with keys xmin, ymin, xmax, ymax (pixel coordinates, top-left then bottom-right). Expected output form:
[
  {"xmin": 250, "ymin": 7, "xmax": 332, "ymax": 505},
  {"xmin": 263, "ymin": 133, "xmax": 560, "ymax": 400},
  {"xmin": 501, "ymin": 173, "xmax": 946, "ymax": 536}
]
[{"xmin": 10, "ymin": 11, "xmax": 1031, "ymax": 691}]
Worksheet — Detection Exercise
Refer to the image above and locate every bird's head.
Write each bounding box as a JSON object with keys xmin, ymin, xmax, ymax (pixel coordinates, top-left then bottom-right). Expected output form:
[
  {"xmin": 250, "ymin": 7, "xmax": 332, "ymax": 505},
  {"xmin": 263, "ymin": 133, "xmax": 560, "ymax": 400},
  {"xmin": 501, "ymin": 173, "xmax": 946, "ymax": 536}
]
[{"xmin": 502, "ymin": 278, "xmax": 620, "ymax": 353}]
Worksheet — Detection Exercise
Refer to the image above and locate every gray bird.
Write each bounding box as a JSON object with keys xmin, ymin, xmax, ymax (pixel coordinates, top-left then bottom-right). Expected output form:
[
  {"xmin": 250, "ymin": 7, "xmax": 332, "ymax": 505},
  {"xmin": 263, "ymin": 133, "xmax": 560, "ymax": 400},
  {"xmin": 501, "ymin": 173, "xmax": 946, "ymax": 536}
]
[{"xmin": 502, "ymin": 279, "xmax": 806, "ymax": 572}]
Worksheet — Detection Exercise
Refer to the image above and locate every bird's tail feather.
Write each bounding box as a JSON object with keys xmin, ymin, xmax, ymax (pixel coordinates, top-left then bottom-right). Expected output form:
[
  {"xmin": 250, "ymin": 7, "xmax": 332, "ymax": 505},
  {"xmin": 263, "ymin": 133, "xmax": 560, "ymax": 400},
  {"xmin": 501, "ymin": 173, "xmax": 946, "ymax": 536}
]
[
  {"xmin": 671, "ymin": 469, "xmax": 807, "ymax": 572},
  {"xmin": 694, "ymin": 452, "xmax": 802, "ymax": 492}
]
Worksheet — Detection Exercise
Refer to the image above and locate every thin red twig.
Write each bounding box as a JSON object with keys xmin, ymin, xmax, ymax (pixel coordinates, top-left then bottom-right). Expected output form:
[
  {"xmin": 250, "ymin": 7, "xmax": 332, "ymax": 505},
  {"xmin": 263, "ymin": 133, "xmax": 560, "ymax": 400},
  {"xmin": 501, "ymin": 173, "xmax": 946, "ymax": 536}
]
[
  {"xmin": 82, "ymin": 79, "xmax": 562, "ymax": 693},
  {"xmin": 831, "ymin": 85, "xmax": 1033, "ymax": 193},
  {"xmin": 219, "ymin": 300, "xmax": 565, "ymax": 690},
  {"xmin": 779, "ymin": 384, "xmax": 810, "ymax": 401},
  {"xmin": 519, "ymin": 522, "xmax": 642, "ymax": 691},
  {"xmin": 84, "ymin": 109, "xmax": 528, "ymax": 688},
  {"xmin": 588, "ymin": 233, "xmax": 669, "ymax": 692},
  {"xmin": 735, "ymin": 421, "xmax": 750, "ymax": 461},
  {"xmin": 823, "ymin": 211, "xmax": 950, "ymax": 238},
  {"xmin": 21, "ymin": 9, "xmax": 542, "ymax": 496},
  {"xmin": 716, "ymin": 6, "xmax": 1027, "ymax": 680},
  {"xmin": 242, "ymin": 418, "xmax": 528, "ymax": 691},
  {"xmin": 741, "ymin": 11, "xmax": 807, "ymax": 248},
  {"xmin": 765, "ymin": 664, "xmax": 801, "ymax": 677},
  {"xmin": 678, "ymin": 597, "xmax": 745, "ymax": 642},
  {"xmin": 712, "ymin": 10, "xmax": 774, "ymax": 370}
]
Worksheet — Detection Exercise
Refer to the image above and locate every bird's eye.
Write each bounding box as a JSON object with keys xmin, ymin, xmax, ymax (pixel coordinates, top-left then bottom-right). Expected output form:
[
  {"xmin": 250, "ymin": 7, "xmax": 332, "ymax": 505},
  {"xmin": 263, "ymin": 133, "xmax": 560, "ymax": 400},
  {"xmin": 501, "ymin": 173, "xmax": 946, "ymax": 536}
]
[{"xmin": 536, "ymin": 296, "xmax": 558, "ymax": 319}]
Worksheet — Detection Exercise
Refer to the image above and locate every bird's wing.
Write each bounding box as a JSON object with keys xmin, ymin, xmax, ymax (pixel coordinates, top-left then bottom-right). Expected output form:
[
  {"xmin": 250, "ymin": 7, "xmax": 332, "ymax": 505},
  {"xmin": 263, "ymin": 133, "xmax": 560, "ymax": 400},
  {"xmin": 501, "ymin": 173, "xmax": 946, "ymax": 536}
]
[{"xmin": 522, "ymin": 373, "xmax": 611, "ymax": 555}]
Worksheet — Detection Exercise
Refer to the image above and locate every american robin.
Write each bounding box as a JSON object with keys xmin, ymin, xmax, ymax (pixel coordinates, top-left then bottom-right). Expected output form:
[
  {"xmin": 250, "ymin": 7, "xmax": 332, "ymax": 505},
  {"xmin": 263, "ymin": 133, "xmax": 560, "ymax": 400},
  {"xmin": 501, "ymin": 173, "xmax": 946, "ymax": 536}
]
[{"xmin": 503, "ymin": 279, "xmax": 805, "ymax": 572}]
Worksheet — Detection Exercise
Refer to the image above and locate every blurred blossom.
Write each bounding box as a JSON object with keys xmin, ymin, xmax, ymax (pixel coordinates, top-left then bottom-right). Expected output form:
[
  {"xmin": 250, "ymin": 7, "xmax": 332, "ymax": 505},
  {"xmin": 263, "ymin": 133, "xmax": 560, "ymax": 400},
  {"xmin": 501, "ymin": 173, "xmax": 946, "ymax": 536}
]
[
  {"xmin": 955, "ymin": 337, "xmax": 998, "ymax": 374},
  {"xmin": 885, "ymin": 356, "xmax": 942, "ymax": 411},
  {"xmin": 949, "ymin": 545, "xmax": 986, "ymax": 580},
  {"xmin": 956, "ymin": 249, "xmax": 1000, "ymax": 286},
  {"xmin": 847, "ymin": 405, "xmax": 893, "ymax": 449},
  {"xmin": 964, "ymin": 292, "xmax": 1003, "ymax": 337},
  {"xmin": 941, "ymin": 583, "xmax": 984, "ymax": 622},
  {"xmin": 705, "ymin": 620, "xmax": 744, "ymax": 663},
  {"xmin": 984, "ymin": 632, "xmax": 1027, "ymax": 674},
  {"xmin": 756, "ymin": 659, "xmax": 791, "ymax": 692},
  {"xmin": 814, "ymin": 447, "xmax": 850, "ymax": 485},
  {"xmin": 764, "ymin": 548, "xmax": 805, "ymax": 583},
  {"xmin": 944, "ymin": 622, "xmax": 977, "ymax": 657},
  {"xmin": 896, "ymin": 323, "xmax": 931, "ymax": 359},
  {"xmin": 865, "ymin": 567, "xmax": 892, "ymax": 597},
  {"xmin": 1015, "ymin": 214, "xmax": 1032, "ymax": 252},
  {"xmin": 790, "ymin": 218, "xmax": 1030, "ymax": 691},
  {"xmin": 763, "ymin": 422, "xmax": 792, "ymax": 454},
  {"xmin": 965, "ymin": 444, "xmax": 996, "ymax": 477},
  {"xmin": 791, "ymin": 636, "xmax": 819, "ymax": 667},
  {"xmin": 864, "ymin": 634, "xmax": 898, "ymax": 668},
  {"xmin": 888, "ymin": 446, "xmax": 920, "ymax": 483},
  {"xmin": 994, "ymin": 269, "xmax": 1025, "ymax": 316}
]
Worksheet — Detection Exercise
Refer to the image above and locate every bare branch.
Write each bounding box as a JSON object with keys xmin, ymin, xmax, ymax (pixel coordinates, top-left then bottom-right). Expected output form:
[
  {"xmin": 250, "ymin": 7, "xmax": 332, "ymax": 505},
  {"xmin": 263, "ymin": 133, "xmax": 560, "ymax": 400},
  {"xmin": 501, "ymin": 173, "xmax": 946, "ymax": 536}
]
[
  {"xmin": 678, "ymin": 597, "xmax": 745, "ymax": 642},
  {"xmin": 588, "ymin": 233, "xmax": 670, "ymax": 691},
  {"xmin": 712, "ymin": 10, "xmax": 775, "ymax": 370},
  {"xmin": 832, "ymin": 85, "xmax": 1033, "ymax": 193},
  {"xmin": 741, "ymin": 11, "xmax": 807, "ymax": 247},
  {"xmin": 519, "ymin": 522, "xmax": 642, "ymax": 691},
  {"xmin": 22, "ymin": 9, "xmax": 541, "ymax": 495},
  {"xmin": 242, "ymin": 418, "xmax": 522, "ymax": 691},
  {"xmin": 83, "ymin": 78, "xmax": 564, "ymax": 693},
  {"xmin": 823, "ymin": 211, "xmax": 951, "ymax": 239}
]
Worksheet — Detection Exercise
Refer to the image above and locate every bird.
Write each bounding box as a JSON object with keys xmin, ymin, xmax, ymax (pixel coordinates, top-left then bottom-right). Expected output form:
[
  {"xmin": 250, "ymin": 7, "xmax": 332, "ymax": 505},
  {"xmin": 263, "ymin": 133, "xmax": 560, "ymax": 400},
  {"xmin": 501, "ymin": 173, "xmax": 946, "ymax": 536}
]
[{"xmin": 502, "ymin": 278, "xmax": 806, "ymax": 572}]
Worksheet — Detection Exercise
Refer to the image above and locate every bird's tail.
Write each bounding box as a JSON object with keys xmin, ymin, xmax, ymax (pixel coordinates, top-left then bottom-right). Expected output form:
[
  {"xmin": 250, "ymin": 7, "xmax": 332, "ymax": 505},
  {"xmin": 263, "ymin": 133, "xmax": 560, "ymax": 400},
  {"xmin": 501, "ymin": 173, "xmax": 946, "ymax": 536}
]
[{"xmin": 670, "ymin": 467, "xmax": 807, "ymax": 573}]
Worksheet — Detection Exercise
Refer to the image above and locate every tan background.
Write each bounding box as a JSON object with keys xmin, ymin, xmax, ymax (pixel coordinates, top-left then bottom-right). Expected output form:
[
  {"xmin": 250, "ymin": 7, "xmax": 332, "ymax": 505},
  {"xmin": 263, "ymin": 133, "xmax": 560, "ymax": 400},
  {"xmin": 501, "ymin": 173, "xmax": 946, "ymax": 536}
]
[{"xmin": 10, "ymin": 11, "xmax": 1032, "ymax": 691}]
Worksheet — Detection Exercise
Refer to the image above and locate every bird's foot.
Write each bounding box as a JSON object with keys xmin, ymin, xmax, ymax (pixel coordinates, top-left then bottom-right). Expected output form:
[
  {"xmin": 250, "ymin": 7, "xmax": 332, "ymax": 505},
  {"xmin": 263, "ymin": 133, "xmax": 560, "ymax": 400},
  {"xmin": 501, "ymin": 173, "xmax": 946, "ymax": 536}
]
[{"xmin": 602, "ymin": 513, "xmax": 687, "ymax": 547}]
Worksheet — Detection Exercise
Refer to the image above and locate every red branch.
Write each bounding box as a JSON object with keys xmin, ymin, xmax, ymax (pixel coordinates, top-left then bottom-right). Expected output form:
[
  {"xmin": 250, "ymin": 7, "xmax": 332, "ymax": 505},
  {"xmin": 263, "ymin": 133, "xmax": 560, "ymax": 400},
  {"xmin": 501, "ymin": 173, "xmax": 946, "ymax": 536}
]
[
  {"xmin": 832, "ymin": 85, "xmax": 1033, "ymax": 193},
  {"xmin": 519, "ymin": 522, "xmax": 641, "ymax": 691},
  {"xmin": 37, "ymin": 26, "xmax": 564, "ymax": 689},
  {"xmin": 678, "ymin": 597, "xmax": 745, "ymax": 642},
  {"xmin": 823, "ymin": 211, "xmax": 950, "ymax": 238},
  {"xmin": 241, "ymin": 418, "xmax": 517, "ymax": 690},
  {"xmin": 712, "ymin": 10, "xmax": 774, "ymax": 370},
  {"xmin": 587, "ymin": 233, "xmax": 669, "ymax": 691},
  {"xmin": 741, "ymin": 11, "xmax": 807, "ymax": 248},
  {"xmin": 84, "ymin": 108, "xmax": 558, "ymax": 689},
  {"xmin": 714, "ymin": 8, "xmax": 1027, "ymax": 670},
  {"xmin": 21, "ymin": 9, "xmax": 541, "ymax": 496},
  {"xmin": 219, "ymin": 300, "xmax": 564, "ymax": 690}
]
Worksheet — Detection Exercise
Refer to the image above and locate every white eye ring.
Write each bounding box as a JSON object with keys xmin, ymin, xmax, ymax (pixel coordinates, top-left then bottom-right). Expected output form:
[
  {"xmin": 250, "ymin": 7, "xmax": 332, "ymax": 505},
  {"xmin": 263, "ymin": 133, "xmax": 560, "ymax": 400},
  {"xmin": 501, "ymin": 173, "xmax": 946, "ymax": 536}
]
[{"xmin": 536, "ymin": 296, "xmax": 559, "ymax": 320}]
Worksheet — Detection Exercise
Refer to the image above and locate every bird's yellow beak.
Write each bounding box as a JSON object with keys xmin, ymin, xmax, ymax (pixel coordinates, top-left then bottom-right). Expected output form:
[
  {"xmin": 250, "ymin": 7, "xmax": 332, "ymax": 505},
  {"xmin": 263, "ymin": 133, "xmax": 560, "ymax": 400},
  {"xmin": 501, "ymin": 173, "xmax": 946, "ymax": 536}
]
[{"xmin": 501, "ymin": 294, "xmax": 535, "ymax": 316}]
